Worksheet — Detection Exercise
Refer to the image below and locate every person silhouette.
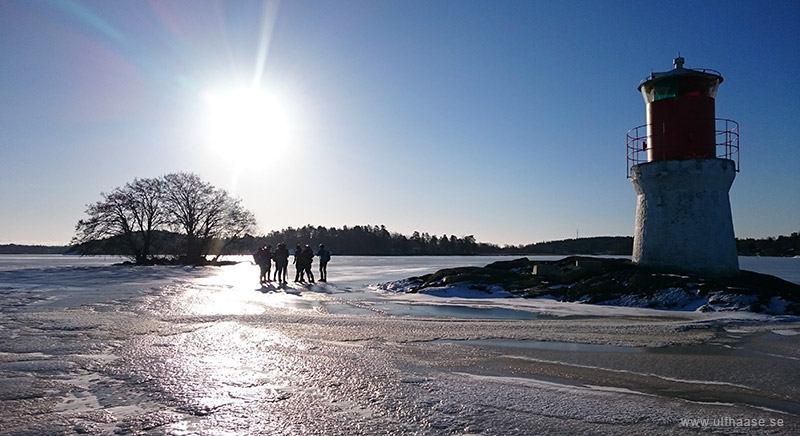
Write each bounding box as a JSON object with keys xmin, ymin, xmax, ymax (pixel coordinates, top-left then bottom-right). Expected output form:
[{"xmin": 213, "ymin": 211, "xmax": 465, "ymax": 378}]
[
  {"xmin": 273, "ymin": 243, "xmax": 289, "ymax": 284},
  {"xmin": 253, "ymin": 245, "xmax": 271, "ymax": 285},
  {"xmin": 293, "ymin": 244, "xmax": 304, "ymax": 282},
  {"xmin": 317, "ymin": 244, "xmax": 330, "ymax": 282},
  {"xmin": 301, "ymin": 245, "xmax": 315, "ymax": 283}
]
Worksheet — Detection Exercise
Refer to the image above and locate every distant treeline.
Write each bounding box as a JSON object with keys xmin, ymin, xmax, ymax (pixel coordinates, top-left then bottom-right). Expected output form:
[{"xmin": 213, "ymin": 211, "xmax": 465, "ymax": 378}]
[
  {"xmin": 737, "ymin": 232, "xmax": 800, "ymax": 257},
  {"xmin": 249, "ymin": 225, "xmax": 630, "ymax": 256},
  {"xmin": 508, "ymin": 236, "xmax": 634, "ymax": 256},
  {"xmin": 4, "ymin": 227, "xmax": 799, "ymax": 257},
  {"xmin": 0, "ymin": 244, "xmax": 69, "ymax": 254},
  {"xmin": 251, "ymin": 225, "xmax": 499, "ymax": 255}
]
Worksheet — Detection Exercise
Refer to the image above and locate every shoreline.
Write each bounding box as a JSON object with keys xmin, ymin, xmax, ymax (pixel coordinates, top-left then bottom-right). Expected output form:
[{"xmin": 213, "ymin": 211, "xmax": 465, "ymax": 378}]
[{"xmin": 382, "ymin": 256, "xmax": 800, "ymax": 316}]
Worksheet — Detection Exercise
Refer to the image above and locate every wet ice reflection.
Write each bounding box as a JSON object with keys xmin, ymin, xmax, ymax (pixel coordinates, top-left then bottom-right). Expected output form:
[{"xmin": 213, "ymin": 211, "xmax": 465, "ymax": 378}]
[
  {"xmin": 147, "ymin": 262, "xmax": 314, "ymax": 316},
  {"xmin": 2, "ymin": 256, "xmax": 799, "ymax": 434},
  {"xmin": 113, "ymin": 320, "xmax": 303, "ymax": 429}
]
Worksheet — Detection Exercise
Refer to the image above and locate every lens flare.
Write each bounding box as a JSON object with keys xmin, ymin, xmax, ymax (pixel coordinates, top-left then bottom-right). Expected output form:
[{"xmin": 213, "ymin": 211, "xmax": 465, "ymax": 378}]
[{"xmin": 203, "ymin": 86, "xmax": 292, "ymax": 165}]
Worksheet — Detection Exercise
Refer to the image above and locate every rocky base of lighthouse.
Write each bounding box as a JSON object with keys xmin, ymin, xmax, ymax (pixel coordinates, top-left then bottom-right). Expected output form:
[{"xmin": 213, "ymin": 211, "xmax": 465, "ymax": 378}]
[
  {"xmin": 631, "ymin": 158, "xmax": 739, "ymax": 277},
  {"xmin": 377, "ymin": 256, "xmax": 800, "ymax": 315}
]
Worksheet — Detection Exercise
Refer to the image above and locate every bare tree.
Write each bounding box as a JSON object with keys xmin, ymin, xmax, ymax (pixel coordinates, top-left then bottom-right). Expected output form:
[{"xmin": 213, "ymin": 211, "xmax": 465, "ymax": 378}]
[
  {"xmin": 72, "ymin": 177, "xmax": 165, "ymax": 263},
  {"xmin": 207, "ymin": 195, "xmax": 257, "ymax": 261},
  {"xmin": 73, "ymin": 173, "xmax": 257, "ymax": 264},
  {"xmin": 162, "ymin": 173, "xmax": 256, "ymax": 263},
  {"xmin": 128, "ymin": 177, "xmax": 167, "ymax": 257}
]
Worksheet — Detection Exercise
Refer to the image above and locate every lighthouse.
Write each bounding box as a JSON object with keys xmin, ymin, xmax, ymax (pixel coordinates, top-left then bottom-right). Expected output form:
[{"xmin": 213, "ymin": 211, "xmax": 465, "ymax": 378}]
[{"xmin": 626, "ymin": 57, "xmax": 740, "ymax": 277}]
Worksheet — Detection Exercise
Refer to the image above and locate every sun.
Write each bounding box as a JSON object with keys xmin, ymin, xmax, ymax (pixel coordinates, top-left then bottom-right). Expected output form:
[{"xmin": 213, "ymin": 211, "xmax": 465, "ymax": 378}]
[{"xmin": 203, "ymin": 86, "xmax": 292, "ymax": 164}]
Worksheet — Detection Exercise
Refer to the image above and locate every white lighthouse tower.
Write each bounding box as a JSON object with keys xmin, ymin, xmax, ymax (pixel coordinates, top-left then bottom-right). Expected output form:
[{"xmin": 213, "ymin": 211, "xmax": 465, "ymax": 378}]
[{"xmin": 626, "ymin": 57, "xmax": 740, "ymax": 277}]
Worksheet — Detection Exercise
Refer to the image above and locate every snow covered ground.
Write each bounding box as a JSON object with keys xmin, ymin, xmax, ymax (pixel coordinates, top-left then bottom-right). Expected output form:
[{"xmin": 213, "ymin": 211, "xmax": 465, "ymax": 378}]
[{"xmin": 0, "ymin": 255, "xmax": 798, "ymax": 435}]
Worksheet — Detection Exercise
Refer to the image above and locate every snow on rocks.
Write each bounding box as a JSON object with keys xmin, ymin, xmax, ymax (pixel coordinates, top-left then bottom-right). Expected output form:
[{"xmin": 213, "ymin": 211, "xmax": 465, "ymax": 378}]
[{"xmin": 375, "ymin": 256, "xmax": 800, "ymax": 315}]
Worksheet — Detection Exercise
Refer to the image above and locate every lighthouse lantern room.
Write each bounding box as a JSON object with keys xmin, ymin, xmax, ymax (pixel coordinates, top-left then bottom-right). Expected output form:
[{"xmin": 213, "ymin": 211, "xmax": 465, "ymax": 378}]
[{"xmin": 626, "ymin": 57, "xmax": 740, "ymax": 277}]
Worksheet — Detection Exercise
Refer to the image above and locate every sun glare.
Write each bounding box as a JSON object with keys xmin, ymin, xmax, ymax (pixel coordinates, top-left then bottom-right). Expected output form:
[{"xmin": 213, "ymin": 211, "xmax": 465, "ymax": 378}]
[{"xmin": 204, "ymin": 87, "xmax": 292, "ymax": 164}]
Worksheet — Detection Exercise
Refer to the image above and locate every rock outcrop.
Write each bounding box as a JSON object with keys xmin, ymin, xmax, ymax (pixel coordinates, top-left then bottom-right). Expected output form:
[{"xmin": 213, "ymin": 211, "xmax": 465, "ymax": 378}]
[{"xmin": 401, "ymin": 257, "xmax": 800, "ymax": 315}]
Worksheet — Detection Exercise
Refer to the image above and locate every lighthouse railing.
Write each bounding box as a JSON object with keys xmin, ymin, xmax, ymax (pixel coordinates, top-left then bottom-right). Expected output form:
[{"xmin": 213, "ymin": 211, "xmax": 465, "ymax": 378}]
[
  {"xmin": 716, "ymin": 118, "xmax": 740, "ymax": 172},
  {"xmin": 626, "ymin": 118, "xmax": 739, "ymax": 177}
]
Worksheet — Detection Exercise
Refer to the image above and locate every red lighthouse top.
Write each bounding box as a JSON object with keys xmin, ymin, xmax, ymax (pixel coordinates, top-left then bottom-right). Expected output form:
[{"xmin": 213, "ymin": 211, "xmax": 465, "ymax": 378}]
[
  {"xmin": 626, "ymin": 57, "xmax": 739, "ymax": 176},
  {"xmin": 638, "ymin": 56, "xmax": 723, "ymax": 104}
]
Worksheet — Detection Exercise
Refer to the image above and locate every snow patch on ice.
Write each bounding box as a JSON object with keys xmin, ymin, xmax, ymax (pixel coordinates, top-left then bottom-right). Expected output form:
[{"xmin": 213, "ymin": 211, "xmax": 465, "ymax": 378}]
[
  {"xmin": 592, "ymin": 288, "xmax": 795, "ymax": 315},
  {"xmin": 394, "ymin": 289, "xmax": 782, "ymax": 322},
  {"xmin": 369, "ymin": 279, "xmax": 418, "ymax": 294},
  {"xmin": 766, "ymin": 296, "xmax": 791, "ymax": 315},
  {"xmin": 582, "ymin": 384, "xmax": 656, "ymax": 397},
  {"xmin": 371, "ymin": 281, "xmax": 512, "ymax": 298},
  {"xmin": 705, "ymin": 291, "xmax": 759, "ymax": 312},
  {"xmin": 504, "ymin": 355, "xmax": 758, "ymax": 391},
  {"xmin": 601, "ymin": 287, "xmax": 707, "ymax": 311},
  {"xmin": 771, "ymin": 329, "xmax": 800, "ymax": 336},
  {"xmin": 417, "ymin": 283, "xmax": 512, "ymax": 298}
]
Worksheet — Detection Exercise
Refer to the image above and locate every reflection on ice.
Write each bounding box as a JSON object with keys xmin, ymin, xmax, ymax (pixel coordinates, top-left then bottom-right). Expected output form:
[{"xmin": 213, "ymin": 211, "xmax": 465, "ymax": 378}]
[
  {"xmin": 344, "ymin": 302, "xmax": 541, "ymax": 319},
  {"xmin": 442, "ymin": 338, "xmax": 640, "ymax": 353},
  {"xmin": 109, "ymin": 320, "xmax": 302, "ymax": 420},
  {"xmin": 1, "ymin": 255, "xmax": 799, "ymax": 434}
]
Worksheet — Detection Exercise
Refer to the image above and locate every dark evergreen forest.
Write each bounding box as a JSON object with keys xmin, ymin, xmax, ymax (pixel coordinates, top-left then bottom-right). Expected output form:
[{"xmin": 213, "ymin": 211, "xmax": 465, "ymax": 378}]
[
  {"xmin": 241, "ymin": 225, "xmax": 633, "ymax": 256},
  {"xmin": 0, "ymin": 244, "xmax": 67, "ymax": 254},
  {"xmin": 4, "ymin": 227, "xmax": 798, "ymax": 257},
  {"xmin": 737, "ymin": 232, "xmax": 800, "ymax": 257}
]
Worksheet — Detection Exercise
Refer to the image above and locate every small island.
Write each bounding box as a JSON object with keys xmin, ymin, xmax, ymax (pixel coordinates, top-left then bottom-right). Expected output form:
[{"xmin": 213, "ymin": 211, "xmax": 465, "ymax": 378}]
[{"xmin": 388, "ymin": 256, "xmax": 800, "ymax": 315}]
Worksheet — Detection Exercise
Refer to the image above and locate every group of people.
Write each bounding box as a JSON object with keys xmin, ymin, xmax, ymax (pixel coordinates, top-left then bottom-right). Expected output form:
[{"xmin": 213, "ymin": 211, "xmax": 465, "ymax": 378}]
[{"xmin": 253, "ymin": 243, "xmax": 331, "ymax": 285}]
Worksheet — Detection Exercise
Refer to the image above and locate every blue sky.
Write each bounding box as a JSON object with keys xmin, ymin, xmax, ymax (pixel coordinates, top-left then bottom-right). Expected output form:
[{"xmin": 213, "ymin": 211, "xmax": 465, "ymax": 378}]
[{"xmin": 1, "ymin": 0, "xmax": 798, "ymax": 246}]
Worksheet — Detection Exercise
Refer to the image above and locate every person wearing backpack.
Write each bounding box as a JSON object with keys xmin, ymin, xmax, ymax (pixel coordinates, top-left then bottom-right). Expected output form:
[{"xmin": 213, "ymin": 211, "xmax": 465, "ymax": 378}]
[
  {"xmin": 273, "ymin": 243, "xmax": 289, "ymax": 284},
  {"xmin": 301, "ymin": 245, "xmax": 315, "ymax": 283},
  {"xmin": 253, "ymin": 246, "xmax": 271, "ymax": 285},
  {"xmin": 318, "ymin": 244, "xmax": 331, "ymax": 282},
  {"xmin": 293, "ymin": 244, "xmax": 304, "ymax": 282}
]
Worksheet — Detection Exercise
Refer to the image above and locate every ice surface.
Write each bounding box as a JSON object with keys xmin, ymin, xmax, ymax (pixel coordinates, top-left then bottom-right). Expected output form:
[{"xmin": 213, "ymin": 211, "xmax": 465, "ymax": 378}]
[
  {"xmin": 0, "ymin": 255, "xmax": 798, "ymax": 434},
  {"xmin": 772, "ymin": 329, "xmax": 800, "ymax": 336}
]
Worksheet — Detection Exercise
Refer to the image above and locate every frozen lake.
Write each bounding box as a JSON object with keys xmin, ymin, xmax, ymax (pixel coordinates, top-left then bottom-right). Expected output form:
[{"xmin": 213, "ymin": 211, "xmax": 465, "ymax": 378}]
[{"xmin": 1, "ymin": 255, "xmax": 798, "ymax": 434}]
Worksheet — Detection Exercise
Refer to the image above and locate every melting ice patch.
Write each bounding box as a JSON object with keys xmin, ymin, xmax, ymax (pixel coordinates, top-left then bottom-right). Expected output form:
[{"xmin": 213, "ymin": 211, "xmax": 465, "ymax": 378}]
[
  {"xmin": 601, "ymin": 287, "xmax": 707, "ymax": 311},
  {"xmin": 414, "ymin": 283, "xmax": 511, "ymax": 298},
  {"xmin": 771, "ymin": 329, "xmax": 800, "ymax": 336},
  {"xmin": 371, "ymin": 280, "xmax": 511, "ymax": 298}
]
